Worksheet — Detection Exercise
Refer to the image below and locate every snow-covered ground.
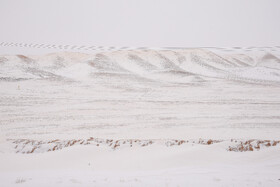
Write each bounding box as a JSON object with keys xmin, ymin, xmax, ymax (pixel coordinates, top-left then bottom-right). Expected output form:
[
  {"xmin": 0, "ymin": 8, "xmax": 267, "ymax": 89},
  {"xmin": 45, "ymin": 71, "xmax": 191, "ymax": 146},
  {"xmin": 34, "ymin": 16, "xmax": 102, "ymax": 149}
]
[{"xmin": 0, "ymin": 47, "xmax": 280, "ymax": 186}]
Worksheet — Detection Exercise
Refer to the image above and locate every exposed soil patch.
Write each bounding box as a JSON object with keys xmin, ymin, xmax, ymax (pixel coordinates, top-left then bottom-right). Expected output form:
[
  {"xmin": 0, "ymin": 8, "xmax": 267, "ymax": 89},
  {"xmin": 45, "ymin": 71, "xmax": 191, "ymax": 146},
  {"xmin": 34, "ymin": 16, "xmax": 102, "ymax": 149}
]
[
  {"xmin": 7, "ymin": 138, "xmax": 280, "ymax": 154},
  {"xmin": 17, "ymin": 55, "xmax": 34, "ymax": 63},
  {"xmin": 228, "ymin": 139, "xmax": 280, "ymax": 152}
]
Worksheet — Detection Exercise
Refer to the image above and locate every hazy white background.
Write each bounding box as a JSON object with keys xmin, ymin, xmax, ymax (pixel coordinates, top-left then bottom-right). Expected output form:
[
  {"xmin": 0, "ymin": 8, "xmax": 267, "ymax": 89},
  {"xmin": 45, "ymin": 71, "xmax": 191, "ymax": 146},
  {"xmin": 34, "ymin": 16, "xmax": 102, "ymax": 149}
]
[{"xmin": 0, "ymin": 0, "xmax": 280, "ymax": 47}]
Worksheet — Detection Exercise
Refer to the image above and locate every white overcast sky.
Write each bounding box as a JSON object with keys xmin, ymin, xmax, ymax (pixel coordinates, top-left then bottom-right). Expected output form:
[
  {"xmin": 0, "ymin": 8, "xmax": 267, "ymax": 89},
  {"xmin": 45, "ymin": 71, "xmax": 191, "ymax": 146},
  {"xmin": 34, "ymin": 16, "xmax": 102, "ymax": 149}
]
[{"xmin": 0, "ymin": 0, "xmax": 280, "ymax": 47}]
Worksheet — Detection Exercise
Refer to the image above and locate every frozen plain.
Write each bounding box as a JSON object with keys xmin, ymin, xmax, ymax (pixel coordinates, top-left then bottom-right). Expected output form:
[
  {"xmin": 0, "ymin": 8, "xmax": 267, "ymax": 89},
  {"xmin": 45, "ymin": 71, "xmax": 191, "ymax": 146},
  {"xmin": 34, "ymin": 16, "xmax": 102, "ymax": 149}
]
[{"xmin": 0, "ymin": 47, "xmax": 280, "ymax": 186}]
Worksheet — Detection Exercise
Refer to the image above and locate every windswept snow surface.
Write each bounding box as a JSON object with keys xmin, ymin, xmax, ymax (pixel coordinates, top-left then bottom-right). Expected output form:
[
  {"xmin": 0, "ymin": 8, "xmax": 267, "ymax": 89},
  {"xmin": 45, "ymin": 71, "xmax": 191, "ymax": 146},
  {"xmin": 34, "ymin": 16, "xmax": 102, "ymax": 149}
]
[{"xmin": 1, "ymin": 47, "xmax": 280, "ymax": 186}]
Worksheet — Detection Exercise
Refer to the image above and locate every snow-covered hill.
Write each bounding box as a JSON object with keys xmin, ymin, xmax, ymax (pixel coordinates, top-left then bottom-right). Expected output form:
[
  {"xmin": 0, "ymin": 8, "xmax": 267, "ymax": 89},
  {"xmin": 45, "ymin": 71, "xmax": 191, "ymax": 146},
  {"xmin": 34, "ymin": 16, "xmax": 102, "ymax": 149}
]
[{"xmin": 1, "ymin": 48, "xmax": 280, "ymax": 186}]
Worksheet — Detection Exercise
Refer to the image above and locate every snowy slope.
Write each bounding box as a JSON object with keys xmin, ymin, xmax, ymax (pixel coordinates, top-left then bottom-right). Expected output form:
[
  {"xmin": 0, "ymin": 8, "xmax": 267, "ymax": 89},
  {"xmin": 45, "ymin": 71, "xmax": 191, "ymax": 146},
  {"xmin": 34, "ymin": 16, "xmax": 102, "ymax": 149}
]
[{"xmin": 0, "ymin": 47, "xmax": 280, "ymax": 186}]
